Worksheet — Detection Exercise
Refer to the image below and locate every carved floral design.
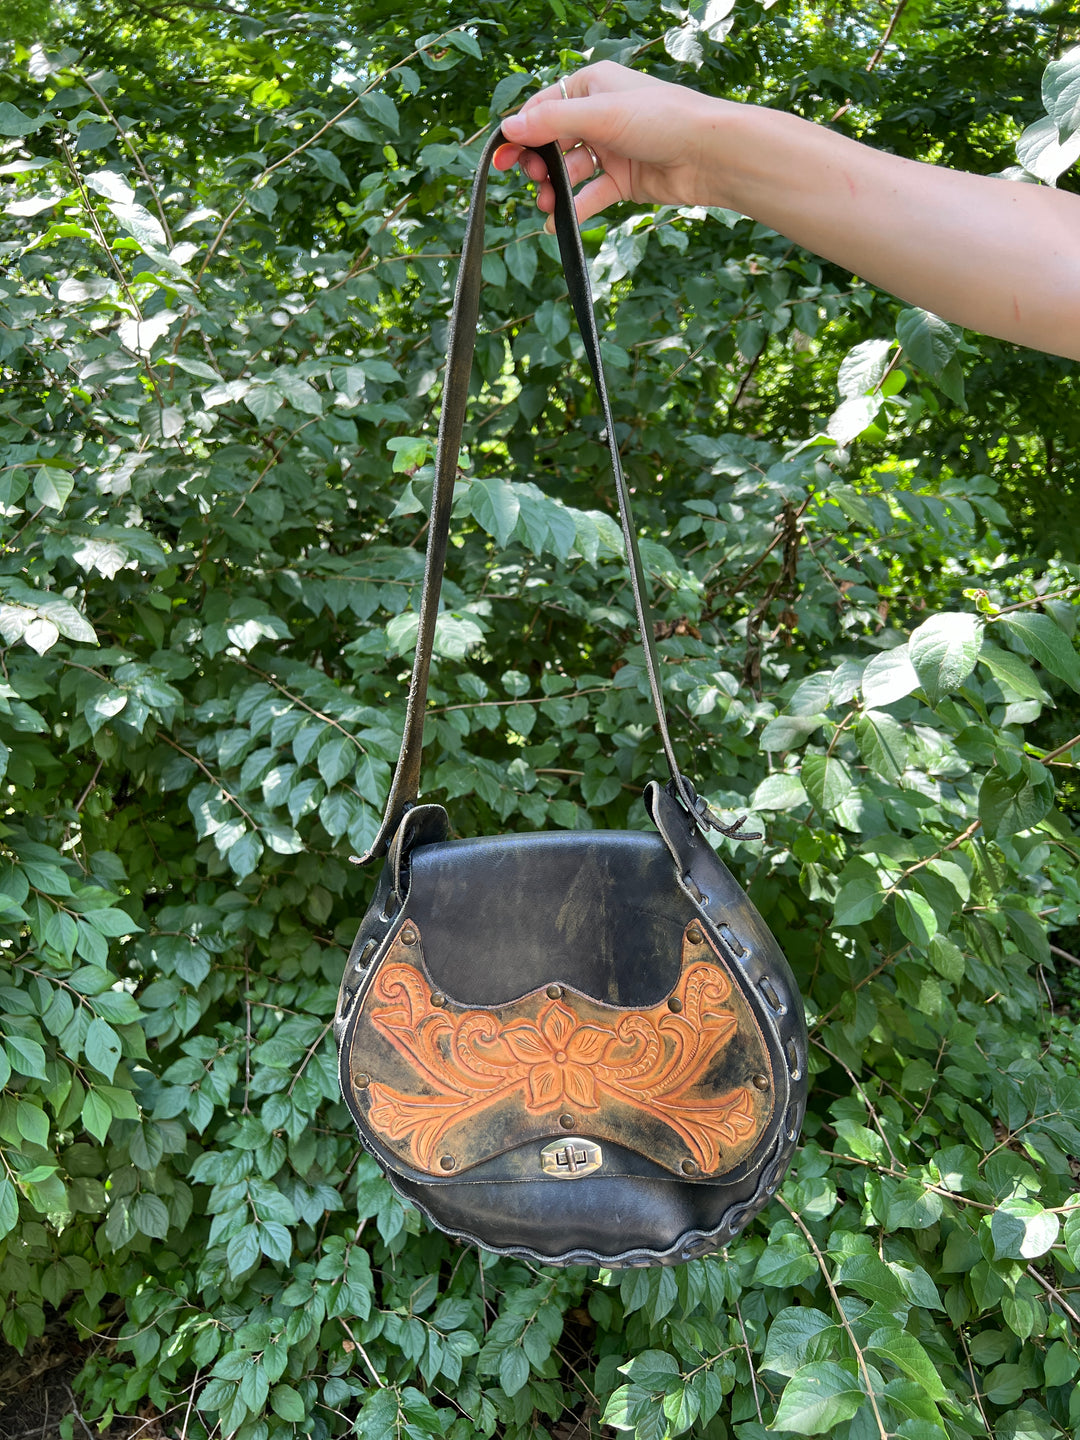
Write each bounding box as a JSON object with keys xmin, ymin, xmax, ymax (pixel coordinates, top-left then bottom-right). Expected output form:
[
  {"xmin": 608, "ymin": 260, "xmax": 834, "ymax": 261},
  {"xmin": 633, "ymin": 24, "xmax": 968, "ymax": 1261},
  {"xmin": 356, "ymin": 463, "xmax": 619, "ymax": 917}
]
[{"xmin": 360, "ymin": 945, "xmax": 762, "ymax": 1174}]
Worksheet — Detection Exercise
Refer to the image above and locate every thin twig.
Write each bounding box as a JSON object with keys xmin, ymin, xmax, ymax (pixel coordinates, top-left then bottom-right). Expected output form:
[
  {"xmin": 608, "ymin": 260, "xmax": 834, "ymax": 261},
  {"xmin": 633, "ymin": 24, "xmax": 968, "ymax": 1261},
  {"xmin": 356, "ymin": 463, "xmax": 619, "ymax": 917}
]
[
  {"xmin": 1050, "ymin": 943, "xmax": 1080, "ymax": 969},
  {"xmin": 338, "ymin": 1319, "xmax": 386, "ymax": 1388},
  {"xmin": 73, "ymin": 760, "xmax": 104, "ymax": 814},
  {"xmin": 196, "ymin": 42, "xmax": 445, "ymax": 281},
  {"xmin": 1026, "ymin": 1264, "xmax": 1080, "ymax": 1329},
  {"xmin": 1039, "ymin": 732, "xmax": 1080, "ymax": 766},
  {"xmin": 814, "ymin": 1039, "xmax": 898, "ymax": 1167},
  {"xmin": 830, "ymin": 0, "xmax": 912, "ymax": 120},
  {"xmin": 777, "ymin": 1199, "xmax": 889, "ymax": 1440},
  {"xmin": 734, "ymin": 1298, "xmax": 763, "ymax": 1425},
  {"xmin": 956, "ymin": 1327, "xmax": 992, "ymax": 1436},
  {"xmin": 882, "ymin": 819, "xmax": 981, "ymax": 897},
  {"xmin": 179, "ymin": 1366, "xmax": 201, "ymax": 1439},
  {"xmin": 814, "ymin": 1147, "xmax": 996, "ymax": 1210},
  {"xmin": 62, "ymin": 1385, "xmax": 95, "ymax": 1440},
  {"xmin": 79, "ymin": 69, "xmax": 173, "ymax": 246},
  {"xmin": 158, "ymin": 734, "xmax": 259, "ymax": 829},
  {"xmin": 991, "ymin": 585, "xmax": 1080, "ymax": 618}
]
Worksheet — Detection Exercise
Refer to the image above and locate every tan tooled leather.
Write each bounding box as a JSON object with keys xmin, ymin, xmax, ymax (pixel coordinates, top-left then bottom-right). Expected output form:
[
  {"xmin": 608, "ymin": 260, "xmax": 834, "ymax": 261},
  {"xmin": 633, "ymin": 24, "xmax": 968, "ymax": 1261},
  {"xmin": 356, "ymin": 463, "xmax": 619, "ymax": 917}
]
[{"xmin": 346, "ymin": 920, "xmax": 774, "ymax": 1178}]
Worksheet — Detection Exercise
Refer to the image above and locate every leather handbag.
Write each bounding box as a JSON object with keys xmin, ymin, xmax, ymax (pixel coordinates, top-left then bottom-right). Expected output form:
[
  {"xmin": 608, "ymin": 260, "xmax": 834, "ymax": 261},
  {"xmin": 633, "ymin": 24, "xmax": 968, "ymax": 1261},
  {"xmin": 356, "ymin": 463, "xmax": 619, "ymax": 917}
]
[{"xmin": 334, "ymin": 126, "xmax": 807, "ymax": 1268}]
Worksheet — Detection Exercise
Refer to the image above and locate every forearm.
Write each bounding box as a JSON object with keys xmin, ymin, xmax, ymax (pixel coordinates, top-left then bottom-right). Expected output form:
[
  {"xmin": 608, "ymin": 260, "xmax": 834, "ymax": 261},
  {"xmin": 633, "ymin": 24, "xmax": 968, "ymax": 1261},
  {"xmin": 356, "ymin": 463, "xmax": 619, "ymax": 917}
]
[{"xmin": 709, "ymin": 100, "xmax": 1080, "ymax": 360}]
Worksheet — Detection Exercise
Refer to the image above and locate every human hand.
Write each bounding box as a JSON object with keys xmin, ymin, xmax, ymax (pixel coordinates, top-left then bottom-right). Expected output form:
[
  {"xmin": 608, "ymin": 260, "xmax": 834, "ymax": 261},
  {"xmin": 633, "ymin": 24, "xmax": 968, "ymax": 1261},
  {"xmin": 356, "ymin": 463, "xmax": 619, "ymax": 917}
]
[{"xmin": 492, "ymin": 61, "xmax": 724, "ymax": 230}]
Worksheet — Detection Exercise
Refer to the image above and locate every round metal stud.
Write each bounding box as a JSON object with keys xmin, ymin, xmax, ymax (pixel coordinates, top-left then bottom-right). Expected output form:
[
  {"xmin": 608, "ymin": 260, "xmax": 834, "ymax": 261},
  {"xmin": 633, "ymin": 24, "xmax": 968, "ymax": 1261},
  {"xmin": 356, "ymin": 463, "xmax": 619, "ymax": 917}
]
[
  {"xmin": 439, "ymin": 1155, "xmax": 457, "ymax": 1172},
  {"xmin": 430, "ymin": 992, "xmax": 447, "ymax": 1008},
  {"xmin": 752, "ymin": 1073, "xmax": 770, "ymax": 1091},
  {"xmin": 559, "ymin": 1113, "xmax": 575, "ymax": 1130},
  {"xmin": 546, "ymin": 984, "xmax": 563, "ymax": 1000},
  {"xmin": 355, "ymin": 1072, "xmax": 370, "ymax": 1088},
  {"xmin": 401, "ymin": 925, "xmax": 418, "ymax": 946},
  {"xmin": 667, "ymin": 996, "xmax": 683, "ymax": 1014},
  {"xmin": 681, "ymin": 1158, "xmax": 700, "ymax": 1176},
  {"xmin": 686, "ymin": 924, "xmax": 703, "ymax": 945}
]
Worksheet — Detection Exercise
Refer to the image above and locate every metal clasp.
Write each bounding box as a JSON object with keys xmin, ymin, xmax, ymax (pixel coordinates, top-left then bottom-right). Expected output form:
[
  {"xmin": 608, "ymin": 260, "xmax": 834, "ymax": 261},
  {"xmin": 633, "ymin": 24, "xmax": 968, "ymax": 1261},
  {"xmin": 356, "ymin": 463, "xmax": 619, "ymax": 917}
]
[{"xmin": 540, "ymin": 1138, "xmax": 603, "ymax": 1178}]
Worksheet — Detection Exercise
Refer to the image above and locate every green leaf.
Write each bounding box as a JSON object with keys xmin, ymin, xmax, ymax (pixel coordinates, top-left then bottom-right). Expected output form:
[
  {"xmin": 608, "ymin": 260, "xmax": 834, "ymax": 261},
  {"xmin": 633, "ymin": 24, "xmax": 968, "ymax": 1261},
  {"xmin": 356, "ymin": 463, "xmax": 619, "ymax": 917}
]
[
  {"xmin": 1017, "ymin": 113, "xmax": 1080, "ymax": 183},
  {"xmin": 84, "ymin": 1017, "xmax": 122, "ymax": 1081},
  {"xmin": 752, "ymin": 1232, "xmax": 819, "ymax": 1289},
  {"xmin": 664, "ymin": 22, "xmax": 703, "ymax": 67},
  {"xmin": 0, "ymin": 1177, "xmax": 19, "ymax": 1239},
  {"xmin": 833, "ymin": 873, "xmax": 887, "ymax": 926},
  {"xmin": 927, "ymin": 935, "xmax": 965, "ymax": 981},
  {"xmin": 861, "ymin": 646, "xmax": 919, "ymax": 708},
  {"xmin": 827, "ymin": 393, "xmax": 882, "ymax": 446},
  {"xmin": 32, "ymin": 466, "xmax": 74, "ymax": 511},
  {"xmin": 17, "ymin": 1099, "xmax": 49, "ymax": 1148},
  {"xmin": 470, "ymin": 476, "xmax": 521, "ymax": 549},
  {"xmin": 894, "ymin": 890, "xmax": 938, "ymax": 945},
  {"xmin": 270, "ymin": 1384, "xmax": 306, "ymax": 1422},
  {"xmin": 5, "ymin": 1035, "xmax": 47, "ymax": 1079},
  {"xmin": 662, "ymin": 1380, "xmax": 700, "ymax": 1433},
  {"xmin": 490, "ymin": 70, "xmax": 533, "ymax": 116},
  {"xmin": 317, "ymin": 734, "xmax": 354, "ymax": 787},
  {"xmin": 982, "ymin": 1363, "xmax": 1028, "ymax": 1407},
  {"xmin": 762, "ymin": 1309, "xmax": 837, "ymax": 1378},
  {"xmin": 498, "ymin": 1346, "xmax": 529, "ymax": 1396},
  {"xmin": 227, "ymin": 1224, "xmax": 261, "ymax": 1277},
  {"xmin": 979, "ymin": 763, "xmax": 1054, "ymax": 839},
  {"xmin": 0, "ymin": 103, "xmax": 50, "ymax": 137},
  {"xmin": 132, "ymin": 1193, "xmax": 169, "ymax": 1238},
  {"xmin": 228, "ymin": 829, "xmax": 264, "ymax": 879},
  {"xmin": 1000, "ymin": 611, "xmax": 1080, "ymax": 692},
  {"xmin": 978, "ymin": 642, "xmax": 1050, "ymax": 702},
  {"xmin": 867, "ymin": 1327, "xmax": 948, "ymax": 1401},
  {"xmin": 772, "ymin": 1361, "xmax": 865, "ymax": 1434},
  {"xmin": 433, "ymin": 613, "xmax": 485, "ymax": 659},
  {"xmin": 990, "ymin": 1199, "xmax": 1061, "ymax": 1260},
  {"xmin": 1044, "ymin": 43, "xmax": 1080, "ymax": 141},
  {"xmin": 258, "ymin": 1220, "xmax": 292, "ymax": 1263},
  {"xmin": 1045, "ymin": 1341, "xmax": 1080, "ymax": 1388},
  {"xmin": 908, "ymin": 612, "xmax": 981, "ymax": 705},
  {"xmin": 835, "ymin": 1253, "xmax": 906, "ymax": 1307},
  {"xmin": 110, "ymin": 200, "xmax": 167, "ymax": 249},
  {"xmin": 360, "ymin": 91, "xmax": 399, "ymax": 134},
  {"xmin": 856, "ymin": 709, "xmax": 909, "ymax": 781},
  {"xmin": 760, "ymin": 714, "xmax": 824, "ymax": 751},
  {"xmin": 752, "ymin": 772, "xmax": 808, "ymax": 811},
  {"xmin": 896, "ymin": 307, "xmax": 966, "ymax": 408},
  {"xmin": 801, "ymin": 753, "xmax": 853, "ymax": 812},
  {"xmin": 837, "ymin": 338, "xmax": 893, "ymax": 398},
  {"xmin": 81, "ymin": 1088, "xmax": 112, "ymax": 1144}
]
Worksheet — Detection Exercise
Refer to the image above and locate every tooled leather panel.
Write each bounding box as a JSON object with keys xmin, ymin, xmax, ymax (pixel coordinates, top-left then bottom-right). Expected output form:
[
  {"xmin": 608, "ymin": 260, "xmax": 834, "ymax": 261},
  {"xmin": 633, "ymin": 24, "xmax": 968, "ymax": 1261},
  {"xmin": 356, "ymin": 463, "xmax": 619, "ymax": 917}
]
[{"xmin": 343, "ymin": 919, "xmax": 776, "ymax": 1179}]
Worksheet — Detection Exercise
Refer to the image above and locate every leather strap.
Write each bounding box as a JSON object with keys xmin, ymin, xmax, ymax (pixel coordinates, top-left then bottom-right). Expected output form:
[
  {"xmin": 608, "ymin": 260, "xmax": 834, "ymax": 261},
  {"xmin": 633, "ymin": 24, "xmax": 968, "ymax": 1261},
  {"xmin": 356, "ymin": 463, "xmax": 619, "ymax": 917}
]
[{"xmin": 361, "ymin": 126, "xmax": 729, "ymax": 864}]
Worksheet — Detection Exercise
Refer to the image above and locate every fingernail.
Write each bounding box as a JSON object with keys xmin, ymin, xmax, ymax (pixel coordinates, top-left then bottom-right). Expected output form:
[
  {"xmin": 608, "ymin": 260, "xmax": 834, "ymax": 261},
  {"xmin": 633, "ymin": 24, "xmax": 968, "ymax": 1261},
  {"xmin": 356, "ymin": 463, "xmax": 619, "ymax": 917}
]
[
  {"xmin": 544, "ymin": 216, "xmax": 555, "ymax": 235},
  {"xmin": 502, "ymin": 114, "xmax": 524, "ymax": 137}
]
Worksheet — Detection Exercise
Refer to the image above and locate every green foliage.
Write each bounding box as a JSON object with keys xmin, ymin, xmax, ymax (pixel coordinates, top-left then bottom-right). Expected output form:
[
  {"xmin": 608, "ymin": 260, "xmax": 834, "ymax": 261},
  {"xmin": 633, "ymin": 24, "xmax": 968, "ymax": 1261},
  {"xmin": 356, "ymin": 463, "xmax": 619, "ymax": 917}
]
[{"xmin": 0, "ymin": 2, "xmax": 1078, "ymax": 1438}]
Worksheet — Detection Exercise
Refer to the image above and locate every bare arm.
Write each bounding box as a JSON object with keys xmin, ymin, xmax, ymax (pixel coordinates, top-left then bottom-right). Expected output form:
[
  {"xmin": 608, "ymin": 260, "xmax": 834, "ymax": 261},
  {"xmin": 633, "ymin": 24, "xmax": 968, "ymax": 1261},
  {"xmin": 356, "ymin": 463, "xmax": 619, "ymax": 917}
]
[{"xmin": 495, "ymin": 63, "xmax": 1080, "ymax": 362}]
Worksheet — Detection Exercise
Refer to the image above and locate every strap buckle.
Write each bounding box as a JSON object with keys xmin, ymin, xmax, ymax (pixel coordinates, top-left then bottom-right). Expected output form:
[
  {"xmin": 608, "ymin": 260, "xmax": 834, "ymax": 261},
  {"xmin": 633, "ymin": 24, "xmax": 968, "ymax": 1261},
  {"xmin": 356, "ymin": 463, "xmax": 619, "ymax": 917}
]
[{"xmin": 669, "ymin": 774, "xmax": 763, "ymax": 842}]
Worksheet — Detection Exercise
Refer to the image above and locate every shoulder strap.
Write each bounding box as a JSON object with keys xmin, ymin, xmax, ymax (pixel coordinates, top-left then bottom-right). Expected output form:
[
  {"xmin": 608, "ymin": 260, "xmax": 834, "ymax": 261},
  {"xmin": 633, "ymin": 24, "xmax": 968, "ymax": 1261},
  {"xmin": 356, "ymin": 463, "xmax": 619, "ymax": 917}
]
[{"xmin": 359, "ymin": 125, "xmax": 738, "ymax": 865}]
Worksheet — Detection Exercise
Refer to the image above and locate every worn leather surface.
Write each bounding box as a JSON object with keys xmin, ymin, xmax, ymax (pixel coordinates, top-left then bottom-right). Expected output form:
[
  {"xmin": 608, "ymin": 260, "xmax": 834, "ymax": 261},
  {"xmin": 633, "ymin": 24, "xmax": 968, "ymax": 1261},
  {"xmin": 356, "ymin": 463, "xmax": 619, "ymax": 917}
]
[{"xmin": 336, "ymin": 811, "xmax": 808, "ymax": 1265}]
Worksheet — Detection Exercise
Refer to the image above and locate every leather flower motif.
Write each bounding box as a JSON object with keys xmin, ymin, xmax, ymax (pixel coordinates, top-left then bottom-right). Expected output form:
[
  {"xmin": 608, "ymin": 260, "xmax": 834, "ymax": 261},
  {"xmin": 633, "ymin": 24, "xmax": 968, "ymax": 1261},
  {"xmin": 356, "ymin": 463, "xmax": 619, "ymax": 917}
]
[
  {"xmin": 497, "ymin": 1001, "xmax": 613, "ymax": 1112},
  {"xmin": 359, "ymin": 950, "xmax": 763, "ymax": 1175}
]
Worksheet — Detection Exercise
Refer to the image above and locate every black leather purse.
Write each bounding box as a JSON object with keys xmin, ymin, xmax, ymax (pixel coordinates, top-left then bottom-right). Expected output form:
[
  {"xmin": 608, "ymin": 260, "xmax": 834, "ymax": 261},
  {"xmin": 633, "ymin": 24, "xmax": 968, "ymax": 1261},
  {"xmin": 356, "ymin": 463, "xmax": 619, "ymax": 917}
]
[{"xmin": 334, "ymin": 128, "xmax": 807, "ymax": 1267}]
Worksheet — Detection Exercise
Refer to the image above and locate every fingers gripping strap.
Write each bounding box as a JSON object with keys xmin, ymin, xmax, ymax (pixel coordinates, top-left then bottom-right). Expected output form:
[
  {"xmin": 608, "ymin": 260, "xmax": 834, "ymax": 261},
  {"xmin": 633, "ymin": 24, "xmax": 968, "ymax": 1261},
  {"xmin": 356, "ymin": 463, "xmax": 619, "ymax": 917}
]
[{"xmin": 361, "ymin": 127, "xmax": 710, "ymax": 864}]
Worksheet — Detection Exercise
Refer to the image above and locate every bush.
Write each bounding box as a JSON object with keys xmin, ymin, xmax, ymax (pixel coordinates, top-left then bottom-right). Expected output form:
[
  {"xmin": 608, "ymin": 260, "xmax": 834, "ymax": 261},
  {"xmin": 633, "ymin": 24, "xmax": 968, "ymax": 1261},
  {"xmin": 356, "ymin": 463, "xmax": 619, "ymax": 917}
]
[{"xmin": 1, "ymin": 3, "xmax": 1078, "ymax": 1437}]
